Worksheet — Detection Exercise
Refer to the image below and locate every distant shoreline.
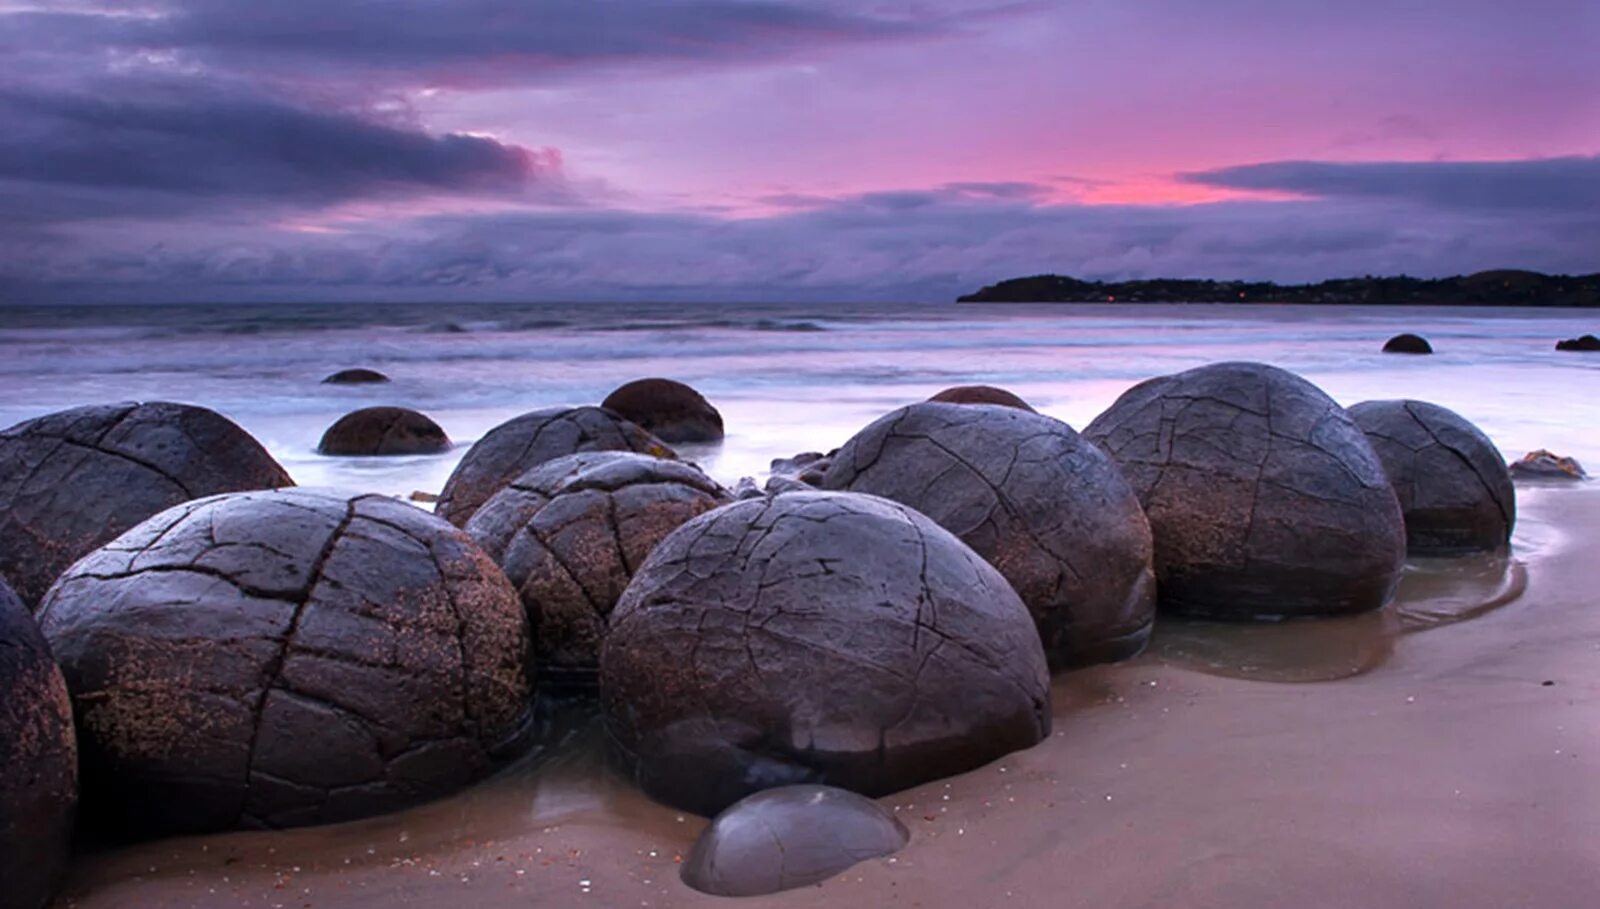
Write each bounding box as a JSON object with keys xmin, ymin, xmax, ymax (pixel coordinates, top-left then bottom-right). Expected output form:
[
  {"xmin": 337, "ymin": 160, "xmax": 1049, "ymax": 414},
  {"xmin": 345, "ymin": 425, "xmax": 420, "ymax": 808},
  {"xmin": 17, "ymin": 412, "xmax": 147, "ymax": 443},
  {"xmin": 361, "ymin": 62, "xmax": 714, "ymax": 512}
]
[{"xmin": 957, "ymin": 269, "xmax": 1600, "ymax": 307}]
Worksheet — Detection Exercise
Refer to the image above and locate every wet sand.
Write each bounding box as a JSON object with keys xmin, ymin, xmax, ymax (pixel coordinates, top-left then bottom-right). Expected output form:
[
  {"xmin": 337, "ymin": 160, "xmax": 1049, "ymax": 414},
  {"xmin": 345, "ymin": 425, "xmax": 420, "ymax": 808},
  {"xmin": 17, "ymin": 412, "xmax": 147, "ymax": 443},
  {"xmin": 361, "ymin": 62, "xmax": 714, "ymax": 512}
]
[{"xmin": 58, "ymin": 484, "xmax": 1598, "ymax": 909}]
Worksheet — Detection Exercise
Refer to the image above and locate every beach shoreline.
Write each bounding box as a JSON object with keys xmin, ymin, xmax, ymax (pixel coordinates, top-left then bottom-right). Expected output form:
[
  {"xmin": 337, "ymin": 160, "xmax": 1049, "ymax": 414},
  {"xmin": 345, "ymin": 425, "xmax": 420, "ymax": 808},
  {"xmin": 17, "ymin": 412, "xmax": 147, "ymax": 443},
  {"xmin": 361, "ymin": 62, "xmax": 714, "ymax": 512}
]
[{"xmin": 54, "ymin": 481, "xmax": 1598, "ymax": 909}]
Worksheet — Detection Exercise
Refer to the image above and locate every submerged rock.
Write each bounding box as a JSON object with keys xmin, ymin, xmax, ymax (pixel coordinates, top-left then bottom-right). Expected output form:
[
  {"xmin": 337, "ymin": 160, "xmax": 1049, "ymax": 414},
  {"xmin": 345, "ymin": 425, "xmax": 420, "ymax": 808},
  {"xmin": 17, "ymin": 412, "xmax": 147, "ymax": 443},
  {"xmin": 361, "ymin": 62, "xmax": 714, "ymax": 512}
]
[
  {"xmin": 317, "ymin": 406, "xmax": 451, "ymax": 456},
  {"xmin": 1554, "ymin": 334, "xmax": 1600, "ymax": 352},
  {"xmin": 466, "ymin": 452, "xmax": 728, "ymax": 688},
  {"xmin": 435, "ymin": 406, "xmax": 674, "ymax": 527},
  {"xmin": 0, "ymin": 577, "xmax": 77, "ymax": 909},
  {"xmin": 1381, "ymin": 334, "xmax": 1433, "ymax": 354},
  {"xmin": 1349, "ymin": 400, "xmax": 1515, "ymax": 555},
  {"xmin": 601, "ymin": 378, "xmax": 725, "ymax": 443},
  {"xmin": 1508, "ymin": 449, "xmax": 1587, "ymax": 480},
  {"xmin": 1084, "ymin": 362, "xmax": 1405, "ymax": 620},
  {"xmin": 39, "ymin": 489, "xmax": 533, "ymax": 837},
  {"xmin": 824, "ymin": 402, "xmax": 1156, "ymax": 668},
  {"xmin": 681, "ymin": 785, "xmax": 908, "ymax": 897},
  {"xmin": 0, "ymin": 402, "xmax": 294, "ymax": 610},
  {"xmin": 928, "ymin": 384, "xmax": 1037, "ymax": 411},
  {"xmin": 601, "ymin": 491, "xmax": 1050, "ymax": 816},
  {"xmin": 321, "ymin": 368, "xmax": 390, "ymax": 384}
]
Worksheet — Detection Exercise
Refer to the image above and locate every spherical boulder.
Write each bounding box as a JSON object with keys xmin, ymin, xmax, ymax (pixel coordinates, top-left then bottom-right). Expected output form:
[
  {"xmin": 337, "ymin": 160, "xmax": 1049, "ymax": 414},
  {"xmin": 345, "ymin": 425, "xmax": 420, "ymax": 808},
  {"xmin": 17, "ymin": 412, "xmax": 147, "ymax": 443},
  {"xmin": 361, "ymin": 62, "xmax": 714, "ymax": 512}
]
[
  {"xmin": 601, "ymin": 378, "xmax": 725, "ymax": 443},
  {"xmin": 435, "ymin": 406, "xmax": 675, "ymax": 527},
  {"xmin": 601, "ymin": 491, "xmax": 1051, "ymax": 816},
  {"xmin": 0, "ymin": 402, "xmax": 294, "ymax": 611},
  {"xmin": 466, "ymin": 452, "xmax": 729, "ymax": 688},
  {"xmin": 681, "ymin": 785, "xmax": 908, "ymax": 897},
  {"xmin": 0, "ymin": 577, "xmax": 77, "ymax": 909},
  {"xmin": 1083, "ymin": 362, "xmax": 1405, "ymax": 619},
  {"xmin": 317, "ymin": 406, "xmax": 451, "ymax": 456},
  {"xmin": 1348, "ymin": 400, "xmax": 1515, "ymax": 555},
  {"xmin": 928, "ymin": 385, "xmax": 1036, "ymax": 411},
  {"xmin": 322, "ymin": 368, "xmax": 390, "ymax": 384},
  {"xmin": 1382, "ymin": 333, "xmax": 1433, "ymax": 354},
  {"xmin": 823, "ymin": 403, "xmax": 1156, "ymax": 668},
  {"xmin": 38, "ymin": 489, "xmax": 533, "ymax": 837}
]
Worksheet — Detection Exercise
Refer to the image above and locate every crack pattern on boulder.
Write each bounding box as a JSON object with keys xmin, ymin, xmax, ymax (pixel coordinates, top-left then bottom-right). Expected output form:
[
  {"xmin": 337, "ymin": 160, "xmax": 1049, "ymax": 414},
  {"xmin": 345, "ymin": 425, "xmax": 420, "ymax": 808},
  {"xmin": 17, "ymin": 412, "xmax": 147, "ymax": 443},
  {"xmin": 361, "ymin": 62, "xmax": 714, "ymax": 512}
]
[
  {"xmin": 601, "ymin": 490, "xmax": 1051, "ymax": 817},
  {"xmin": 0, "ymin": 576, "xmax": 77, "ymax": 909},
  {"xmin": 466, "ymin": 452, "xmax": 729, "ymax": 689},
  {"xmin": 601, "ymin": 378, "xmax": 725, "ymax": 443},
  {"xmin": 317, "ymin": 407, "xmax": 451, "ymax": 456},
  {"xmin": 37, "ymin": 489, "xmax": 533, "ymax": 837},
  {"xmin": 0, "ymin": 402, "xmax": 295, "ymax": 611},
  {"xmin": 435, "ymin": 407, "xmax": 675, "ymax": 527},
  {"xmin": 1349, "ymin": 400, "xmax": 1516, "ymax": 555},
  {"xmin": 1084, "ymin": 362, "xmax": 1406, "ymax": 619},
  {"xmin": 681, "ymin": 784, "xmax": 909, "ymax": 897},
  {"xmin": 823, "ymin": 403, "xmax": 1156, "ymax": 668}
]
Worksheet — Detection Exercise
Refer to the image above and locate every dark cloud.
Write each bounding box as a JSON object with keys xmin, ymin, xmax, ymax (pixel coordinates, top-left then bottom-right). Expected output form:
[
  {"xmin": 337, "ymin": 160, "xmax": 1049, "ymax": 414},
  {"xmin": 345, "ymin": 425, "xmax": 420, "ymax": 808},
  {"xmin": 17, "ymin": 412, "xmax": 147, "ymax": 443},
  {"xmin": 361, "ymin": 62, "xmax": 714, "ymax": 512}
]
[{"xmin": 1183, "ymin": 155, "xmax": 1600, "ymax": 212}]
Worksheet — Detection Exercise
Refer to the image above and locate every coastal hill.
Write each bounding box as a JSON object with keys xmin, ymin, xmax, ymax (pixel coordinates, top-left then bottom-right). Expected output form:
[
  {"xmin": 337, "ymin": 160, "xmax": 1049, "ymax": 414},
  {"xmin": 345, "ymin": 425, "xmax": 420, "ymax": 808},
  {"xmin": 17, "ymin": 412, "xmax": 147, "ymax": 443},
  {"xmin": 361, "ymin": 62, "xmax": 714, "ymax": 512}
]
[{"xmin": 957, "ymin": 270, "xmax": 1600, "ymax": 306}]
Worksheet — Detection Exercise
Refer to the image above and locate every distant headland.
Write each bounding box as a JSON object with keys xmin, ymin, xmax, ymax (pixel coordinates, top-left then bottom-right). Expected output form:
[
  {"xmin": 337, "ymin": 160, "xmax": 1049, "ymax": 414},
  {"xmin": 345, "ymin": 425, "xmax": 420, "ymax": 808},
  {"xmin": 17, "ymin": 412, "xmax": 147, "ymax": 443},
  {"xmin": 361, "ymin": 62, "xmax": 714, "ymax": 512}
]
[{"xmin": 957, "ymin": 269, "xmax": 1600, "ymax": 306}]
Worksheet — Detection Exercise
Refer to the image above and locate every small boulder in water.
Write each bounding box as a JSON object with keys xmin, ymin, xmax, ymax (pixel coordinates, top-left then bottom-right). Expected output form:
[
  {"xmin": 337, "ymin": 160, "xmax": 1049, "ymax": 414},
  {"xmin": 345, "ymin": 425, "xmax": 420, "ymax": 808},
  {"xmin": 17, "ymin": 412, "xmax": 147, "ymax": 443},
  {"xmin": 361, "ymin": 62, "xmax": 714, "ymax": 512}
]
[
  {"xmin": 681, "ymin": 785, "xmax": 908, "ymax": 897},
  {"xmin": 1555, "ymin": 334, "xmax": 1600, "ymax": 352},
  {"xmin": 1349, "ymin": 400, "xmax": 1515, "ymax": 555},
  {"xmin": 1382, "ymin": 334, "xmax": 1433, "ymax": 354},
  {"xmin": 1508, "ymin": 449, "xmax": 1587, "ymax": 480},
  {"xmin": 317, "ymin": 406, "xmax": 451, "ymax": 456},
  {"xmin": 769, "ymin": 450, "xmax": 833, "ymax": 487},
  {"xmin": 602, "ymin": 378, "xmax": 725, "ymax": 443},
  {"xmin": 928, "ymin": 384, "xmax": 1037, "ymax": 411},
  {"xmin": 321, "ymin": 368, "xmax": 390, "ymax": 384}
]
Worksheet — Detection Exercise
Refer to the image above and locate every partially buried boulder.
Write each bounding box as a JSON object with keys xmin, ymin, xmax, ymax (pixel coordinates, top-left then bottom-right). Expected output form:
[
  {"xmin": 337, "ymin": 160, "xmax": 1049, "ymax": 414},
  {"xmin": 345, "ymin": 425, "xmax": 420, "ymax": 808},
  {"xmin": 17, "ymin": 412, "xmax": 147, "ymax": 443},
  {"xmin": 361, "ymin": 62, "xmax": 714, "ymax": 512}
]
[
  {"xmin": 928, "ymin": 384, "xmax": 1036, "ymax": 411},
  {"xmin": 1084, "ymin": 362, "xmax": 1406, "ymax": 619},
  {"xmin": 601, "ymin": 378, "xmax": 725, "ymax": 443},
  {"xmin": 681, "ymin": 785, "xmax": 908, "ymax": 897},
  {"xmin": 1349, "ymin": 400, "xmax": 1515, "ymax": 555},
  {"xmin": 824, "ymin": 402, "xmax": 1156, "ymax": 668},
  {"xmin": 435, "ymin": 406, "xmax": 674, "ymax": 527},
  {"xmin": 1508, "ymin": 449, "xmax": 1587, "ymax": 480},
  {"xmin": 317, "ymin": 406, "xmax": 451, "ymax": 456},
  {"xmin": 38, "ymin": 489, "xmax": 533, "ymax": 837},
  {"xmin": 0, "ymin": 402, "xmax": 294, "ymax": 611},
  {"xmin": 0, "ymin": 577, "xmax": 77, "ymax": 909},
  {"xmin": 466, "ymin": 452, "xmax": 729, "ymax": 688},
  {"xmin": 1382, "ymin": 334, "xmax": 1433, "ymax": 354},
  {"xmin": 601, "ymin": 491, "xmax": 1051, "ymax": 816},
  {"xmin": 1555, "ymin": 334, "xmax": 1600, "ymax": 351},
  {"xmin": 321, "ymin": 368, "xmax": 390, "ymax": 384}
]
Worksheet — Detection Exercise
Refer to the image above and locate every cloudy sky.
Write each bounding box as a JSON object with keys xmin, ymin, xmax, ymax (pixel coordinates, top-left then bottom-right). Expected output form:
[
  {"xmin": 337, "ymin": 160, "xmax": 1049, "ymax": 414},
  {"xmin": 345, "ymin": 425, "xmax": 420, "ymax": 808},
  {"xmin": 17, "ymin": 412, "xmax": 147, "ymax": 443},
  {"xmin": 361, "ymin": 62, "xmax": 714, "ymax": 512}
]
[{"xmin": 1, "ymin": 0, "xmax": 1596, "ymax": 302}]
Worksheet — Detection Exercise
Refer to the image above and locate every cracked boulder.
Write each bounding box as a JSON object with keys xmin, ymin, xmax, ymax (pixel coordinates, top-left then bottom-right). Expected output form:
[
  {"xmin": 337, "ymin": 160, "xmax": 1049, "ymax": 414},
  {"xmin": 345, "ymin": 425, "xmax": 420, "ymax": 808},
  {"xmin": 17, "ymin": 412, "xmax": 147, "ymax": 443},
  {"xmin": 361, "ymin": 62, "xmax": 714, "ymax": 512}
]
[
  {"xmin": 0, "ymin": 402, "xmax": 295, "ymax": 611},
  {"xmin": 466, "ymin": 452, "xmax": 729, "ymax": 689},
  {"xmin": 436, "ymin": 406, "xmax": 675, "ymax": 528},
  {"xmin": 601, "ymin": 490, "xmax": 1051, "ymax": 816},
  {"xmin": 928, "ymin": 385, "xmax": 1036, "ymax": 411},
  {"xmin": 317, "ymin": 406, "xmax": 451, "ymax": 456},
  {"xmin": 824, "ymin": 403, "xmax": 1155, "ymax": 668},
  {"xmin": 37, "ymin": 488, "xmax": 534, "ymax": 837},
  {"xmin": 0, "ymin": 576, "xmax": 77, "ymax": 909},
  {"xmin": 601, "ymin": 378, "xmax": 725, "ymax": 443},
  {"xmin": 681, "ymin": 784, "xmax": 909, "ymax": 897},
  {"xmin": 1084, "ymin": 362, "xmax": 1405, "ymax": 619},
  {"xmin": 1349, "ymin": 400, "xmax": 1515, "ymax": 555}
]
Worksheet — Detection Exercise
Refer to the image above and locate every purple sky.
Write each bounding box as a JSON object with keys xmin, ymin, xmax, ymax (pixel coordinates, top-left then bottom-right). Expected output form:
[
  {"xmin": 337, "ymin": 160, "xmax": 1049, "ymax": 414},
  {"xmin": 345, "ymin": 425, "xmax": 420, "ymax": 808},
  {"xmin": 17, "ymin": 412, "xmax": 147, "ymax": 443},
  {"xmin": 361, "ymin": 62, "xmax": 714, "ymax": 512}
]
[{"xmin": 1, "ymin": 0, "xmax": 1596, "ymax": 302}]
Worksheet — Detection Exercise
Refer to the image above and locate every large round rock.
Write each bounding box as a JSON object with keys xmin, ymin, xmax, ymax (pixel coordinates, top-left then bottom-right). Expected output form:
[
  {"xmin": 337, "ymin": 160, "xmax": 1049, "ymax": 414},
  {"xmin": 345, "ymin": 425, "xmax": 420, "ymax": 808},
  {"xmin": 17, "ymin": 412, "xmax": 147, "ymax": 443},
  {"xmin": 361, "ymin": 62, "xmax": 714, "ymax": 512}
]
[
  {"xmin": 928, "ymin": 385, "xmax": 1036, "ymax": 411},
  {"xmin": 466, "ymin": 452, "xmax": 729, "ymax": 688},
  {"xmin": 681, "ymin": 785, "xmax": 908, "ymax": 897},
  {"xmin": 0, "ymin": 577, "xmax": 77, "ymax": 909},
  {"xmin": 0, "ymin": 402, "xmax": 294, "ymax": 611},
  {"xmin": 824, "ymin": 403, "xmax": 1156, "ymax": 667},
  {"xmin": 1084, "ymin": 362, "xmax": 1405, "ymax": 619},
  {"xmin": 1348, "ymin": 400, "xmax": 1515, "ymax": 555},
  {"xmin": 38, "ymin": 489, "xmax": 533, "ymax": 836},
  {"xmin": 601, "ymin": 378, "xmax": 725, "ymax": 443},
  {"xmin": 317, "ymin": 406, "xmax": 451, "ymax": 456},
  {"xmin": 601, "ymin": 491, "xmax": 1051, "ymax": 816},
  {"xmin": 436, "ymin": 406, "xmax": 674, "ymax": 527}
]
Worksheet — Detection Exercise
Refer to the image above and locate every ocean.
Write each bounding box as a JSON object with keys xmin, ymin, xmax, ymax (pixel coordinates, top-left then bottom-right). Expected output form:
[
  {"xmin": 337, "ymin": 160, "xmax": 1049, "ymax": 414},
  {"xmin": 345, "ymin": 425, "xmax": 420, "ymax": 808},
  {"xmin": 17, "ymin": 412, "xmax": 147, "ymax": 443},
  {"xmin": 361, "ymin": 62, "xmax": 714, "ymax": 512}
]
[{"xmin": 2, "ymin": 301, "xmax": 1596, "ymax": 498}]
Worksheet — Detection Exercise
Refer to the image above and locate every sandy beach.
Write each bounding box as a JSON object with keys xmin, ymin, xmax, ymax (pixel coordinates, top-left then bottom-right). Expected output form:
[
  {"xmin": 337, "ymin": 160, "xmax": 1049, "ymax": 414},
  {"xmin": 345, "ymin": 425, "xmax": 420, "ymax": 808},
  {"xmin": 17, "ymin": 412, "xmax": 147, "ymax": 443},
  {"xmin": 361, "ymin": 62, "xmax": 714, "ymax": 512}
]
[{"xmin": 51, "ymin": 481, "xmax": 1596, "ymax": 909}]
